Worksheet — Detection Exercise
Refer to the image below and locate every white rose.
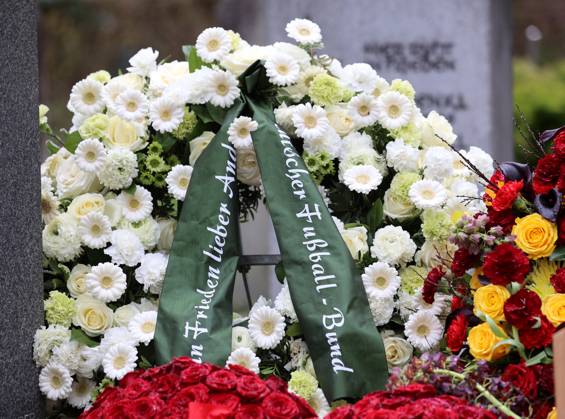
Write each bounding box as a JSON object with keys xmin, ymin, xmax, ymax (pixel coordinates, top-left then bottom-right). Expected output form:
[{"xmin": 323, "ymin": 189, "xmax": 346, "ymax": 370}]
[
  {"xmin": 232, "ymin": 326, "xmax": 256, "ymax": 351},
  {"xmin": 383, "ymin": 189, "xmax": 419, "ymax": 221},
  {"xmin": 67, "ymin": 193, "xmax": 105, "ymax": 219},
  {"xmin": 73, "ymin": 295, "xmax": 113, "ymax": 337},
  {"xmin": 237, "ymin": 148, "xmax": 261, "ymax": 186},
  {"xmin": 221, "ymin": 45, "xmax": 273, "ymax": 76},
  {"xmin": 55, "ymin": 156, "xmax": 100, "ymax": 199},
  {"xmin": 113, "ymin": 304, "xmax": 141, "ymax": 328},
  {"xmin": 326, "ymin": 104, "xmax": 355, "ymax": 137},
  {"xmin": 271, "ymin": 42, "xmax": 310, "ymax": 68},
  {"xmin": 383, "ymin": 336, "xmax": 413, "ymax": 368},
  {"xmin": 104, "ymin": 197, "xmax": 123, "ymax": 227},
  {"xmin": 41, "ymin": 147, "xmax": 72, "ymax": 180},
  {"xmin": 189, "ymin": 131, "xmax": 215, "ymax": 166},
  {"xmin": 415, "ymin": 239, "xmax": 457, "ymax": 268},
  {"xmin": 157, "ymin": 218, "xmax": 177, "ymax": 251},
  {"xmin": 421, "ymin": 111, "xmax": 457, "ymax": 147},
  {"xmin": 274, "ymin": 103, "xmax": 297, "ymax": 135},
  {"xmin": 340, "ymin": 226, "xmax": 368, "ymax": 260},
  {"xmin": 67, "ymin": 264, "xmax": 91, "ymax": 298},
  {"xmin": 149, "ymin": 61, "xmax": 190, "ymax": 95},
  {"xmin": 112, "ymin": 73, "xmax": 145, "ymax": 91}
]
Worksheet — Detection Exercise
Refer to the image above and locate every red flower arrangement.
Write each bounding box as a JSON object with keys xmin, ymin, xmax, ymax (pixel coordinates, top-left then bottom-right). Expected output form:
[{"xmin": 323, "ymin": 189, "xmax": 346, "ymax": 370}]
[
  {"xmin": 80, "ymin": 357, "xmax": 317, "ymax": 419},
  {"xmin": 482, "ymin": 242, "xmax": 530, "ymax": 286}
]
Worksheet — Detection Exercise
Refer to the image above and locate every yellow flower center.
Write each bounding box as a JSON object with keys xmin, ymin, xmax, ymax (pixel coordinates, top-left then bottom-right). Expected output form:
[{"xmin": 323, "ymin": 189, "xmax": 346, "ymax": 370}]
[
  {"xmin": 388, "ymin": 104, "xmax": 401, "ymax": 118},
  {"xmin": 113, "ymin": 355, "xmax": 126, "ymax": 370},
  {"xmin": 90, "ymin": 224, "xmax": 102, "ymax": 235},
  {"xmin": 374, "ymin": 276, "xmax": 388, "ymax": 289},
  {"xmin": 41, "ymin": 198, "xmax": 53, "ymax": 213},
  {"xmin": 276, "ymin": 64, "xmax": 289, "ymax": 75},
  {"xmin": 85, "ymin": 150, "xmax": 97, "ymax": 162},
  {"xmin": 51, "ymin": 375, "xmax": 62, "ymax": 389},
  {"xmin": 416, "ymin": 325, "xmax": 429, "ymax": 336},
  {"xmin": 141, "ymin": 321, "xmax": 155, "ymax": 334},
  {"xmin": 359, "ymin": 104, "xmax": 370, "ymax": 116},
  {"xmin": 179, "ymin": 176, "xmax": 189, "ymax": 189},
  {"xmin": 299, "ymin": 28, "xmax": 311, "ymax": 37},
  {"xmin": 421, "ymin": 189, "xmax": 435, "ymax": 200},
  {"xmin": 129, "ymin": 199, "xmax": 140, "ymax": 210},
  {"xmin": 217, "ymin": 83, "xmax": 228, "ymax": 96},
  {"xmin": 304, "ymin": 115, "xmax": 317, "ymax": 129},
  {"xmin": 207, "ymin": 39, "xmax": 220, "ymax": 52},
  {"xmin": 101, "ymin": 276, "xmax": 113, "ymax": 288},
  {"xmin": 356, "ymin": 174, "xmax": 370, "ymax": 184},
  {"xmin": 238, "ymin": 127, "xmax": 250, "ymax": 138},
  {"xmin": 160, "ymin": 109, "xmax": 172, "ymax": 121},
  {"xmin": 83, "ymin": 91, "xmax": 96, "ymax": 105},
  {"xmin": 126, "ymin": 101, "xmax": 137, "ymax": 112},
  {"xmin": 261, "ymin": 321, "xmax": 274, "ymax": 335}
]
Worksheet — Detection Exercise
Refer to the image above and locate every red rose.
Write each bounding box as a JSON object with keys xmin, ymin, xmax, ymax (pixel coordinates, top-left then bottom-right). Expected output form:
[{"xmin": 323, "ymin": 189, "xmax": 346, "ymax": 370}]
[
  {"xmin": 229, "ymin": 364, "xmax": 257, "ymax": 377},
  {"xmin": 168, "ymin": 383, "xmax": 210, "ymax": 411},
  {"xmin": 482, "ymin": 243, "xmax": 530, "ymax": 286},
  {"xmin": 391, "ymin": 383, "xmax": 436, "ymax": 400},
  {"xmin": 446, "ymin": 313, "xmax": 468, "ymax": 353},
  {"xmin": 552, "ymin": 130, "xmax": 565, "ymax": 159},
  {"xmin": 324, "ymin": 405, "xmax": 355, "ymax": 419},
  {"xmin": 205, "ymin": 369, "xmax": 237, "ymax": 391},
  {"xmin": 130, "ymin": 396, "xmax": 166, "ymax": 418},
  {"xmin": 262, "ymin": 393, "xmax": 300, "ymax": 419},
  {"xmin": 532, "ymin": 401, "xmax": 554, "ymax": 419},
  {"xmin": 236, "ymin": 375, "xmax": 269, "ymax": 400},
  {"xmin": 287, "ymin": 392, "xmax": 318, "ymax": 417},
  {"xmin": 209, "ymin": 393, "xmax": 241, "ymax": 410},
  {"xmin": 550, "ymin": 267, "xmax": 565, "ymax": 292},
  {"xmin": 235, "ymin": 404, "xmax": 265, "ymax": 419},
  {"xmin": 487, "ymin": 207, "xmax": 516, "ymax": 234},
  {"xmin": 531, "ymin": 363, "xmax": 554, "ymax": 395},
  {"xmin": 264, "ymin": 376, "xmax": 288, "ymax": 393},
  {"xmin": 422, "ymin": 267, "xmax": 444, "ymax": 304},
  {"xmin": 152, "ymin": 373, "xmax": 179, "ymax": 398},
  {"xmin": 492, "ymin": 180, "xmax": 523, "ymax": 211},
  {"xmin": 503, "ymin": 288, "xmax": 542, "ymax": 329},
  {"xmin": 519, "ymin": 314, "xmax": 555, "ymax": 350},
  {"xmin": 180, "ymin": 362, "xmax": 212, "ymax": 385},
  {"xmin": 501, "ymin": 362, "xmax": 538, "ymax": 399},
  {"xmin": 533, "ymin": 153, "xmax": 560, "ymax": 195}
]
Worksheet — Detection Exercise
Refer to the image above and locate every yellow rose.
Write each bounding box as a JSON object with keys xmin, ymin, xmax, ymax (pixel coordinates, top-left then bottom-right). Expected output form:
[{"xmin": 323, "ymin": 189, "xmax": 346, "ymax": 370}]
[
  {"xmin": 67, "ymin": 193, "xmax": 105, "ymax": 219},
  {"xmin": 512, "ymin": 214, "xmax": 557, "ymax": 259},
  {"xmin": 468, "ymin": 322, "xmax": 510, "ymax": 361},
  {"xmin": 105, "ymin": 115, "xmax": 144, "ymax": 151},
  {"xmin": 473, "ymin": 284, "xmax": 510, "ymax": 321},
  {"xmin": 73, "ymin": 295, "xmax": 113, "ymax": 337},
  {"xmin": 546, "ymin": 407, "xmax": 557, "ymax": 419},
  {"xmin": 542, "ymin": 293, "xmax": 565, "ymax": 326},
  {"xmin": 470, "ymin": 267, "xmax": 483, "ymax": 290}
]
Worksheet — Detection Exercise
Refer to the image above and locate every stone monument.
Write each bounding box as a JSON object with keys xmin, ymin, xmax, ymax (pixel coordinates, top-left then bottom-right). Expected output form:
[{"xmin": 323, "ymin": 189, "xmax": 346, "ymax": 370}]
[
  {"xmin": 217, "ymin": 0, "xmax": 513, "ymax": 160},
  {"xmin": 0, "ymin": 1, "xmax": 43, "ymax": 417}
]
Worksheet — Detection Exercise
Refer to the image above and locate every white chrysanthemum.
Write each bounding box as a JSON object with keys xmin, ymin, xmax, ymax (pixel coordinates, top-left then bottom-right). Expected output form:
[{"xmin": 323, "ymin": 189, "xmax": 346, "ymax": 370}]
[
  {"xmin": 75, "ymin": 138, "xmax": 106, "ymax": 174},
  {"xmin": 369, "ymin": 297, "xmax": 395, "ymax": 327},
  {"xmin": 79, "ymin": 212, "xmax": 112, "ymax": 249},
  {"xmin": 404, "ymin": 310, "xmax": 443, "ymax": 351},
  {"xmin": 226, "ymin": 347, "xmax": 261, "ymax": 374},
  {"xmin": 195, "ymin": 27, "xmax": 231, "ymax": 63},
  {"xmin": 461, "ymin": 146, "xmax": 494, "ymax": 179},
  {"xmin": 397, "ymin": 291, "xmax": 419, "ymax": 320},
  {"xmin": 69, "ymin": 79, "xmax": 105, "ymax": 116},
  {"xmin": 205, "ymin": 70, "xmax": 240, "ymax": 108},
  {"xmin": 39, "ymin": 363, "xmax": 73, "ymax": 400},
  {"xmin": 33, "ymin": 325, "xmax": 71, "ymax": 367},
  {"xmin": 362, "ymin": 262, "xmax": 401, "ymax": 299},
  {"xmin": 340, "ymin": 63, "xmax": 378, "ymax": 93},
  {"xmin": 43, "ymin": 213, "xmax": 82, "ymax": 262},
  {"xmin": 340, "ymin": 131, "xmax": 374, "ymax": 159},
  {"xmin": 292, "ymin": 103, "xmax": 329, "ymax": 141},
  {"xmin": 102, "ymin": 78, "xmax": 130, "ymax": 111},
  {"xmin": 128, "ymin": 310, "xmax": 157, "ymax": 345},
  {"xmin": 98, "ymin": 148, "xmax": 138, "ymax": 190},
  {"xmin": 376, "ymin": 91, "xmax": 413, "ymax": 130},
  {"xmin": 248, "ymin": 306, "xmax": 285, "ymax": 349},
  {"xmin": 149, "ymin": 96, "xmax": 184, "ymax": 133},
  {"xmin": 274, "ymin": 281, "xmax": 298, "ymax": 322},
  {"xmin": 449, "ymin": 180, "xmax": 479, "ymax": 205},
  {"xmin": 423, "ymin": 146, "xmax": 455, "ymax": 180},
  {"xmin": 343, "ymin": 165, "xmax": 383, "ymax": 194},
  {"xmin": 135, "ymin": 252, "xmax": 168, "ymax": 293},
  {"xmin": 41, "ymin": 188, "xmax": 60, "ymax": 225},
  {"xmin": 309, "ymin": 388, "xmax": 330, "ymax": 418},
  {"xmin": 408, "ymin": 179, "xmax": 448, "ymax": 209},
  {"xmin": 303, "ymin": 127, "xmax": 341, "ymax": 159},
  {"xmin": 68, "ymin": 377, "xmax": 95, "ymax": 409},
  {"xmin": 104, "ymin": 229, "xmax": 145, "ymax": 267},
  {"xmin": 85, "ymin": 262, "xmax": 127, "ymax": 303},
  {"xmin": 102, "ymin": 343, "xmax": 138, "ymax": 380},
  {"xmin": 285, "ymin": 18, "xmax": 322, "ymax": 44},
  {"xmin": 227, "ymin": 116, "xmax": 258, "ymax": 149},
  {"xmin": 371, "ymin": 75, "xmax": 390, "ymax": 98},
  {"xmin": 166, "ymin": 164, "xmax": 193, "ymax": 201},
  {"xmin": 371, "ymin": 225, "xmax": 417, "ymax": 266},
  {"xmin": 348, "ymin": 93, "xmax": 379, "ymax": 127},
  {"xmin": 385, "ymin": 138, "xmax": 419, "ymax": 172},
  {"xmin": 115, "ymin": 89, "xmax": 149, "ymax": 121},
  {"xmin": 232, "ymin": 326, "xmax": 256, "ymax": 351},
  {"xmin": 127, "ymin": 47, "xmax": 159, "ymax": 77},
  {"xmin": 117, "ymin": 186, "xmax": 153, "ymax": 222},
  {"xmin": 50, "ymin": 340, "xmax": 81, "ymax": 374},
  {"xmin": 265, "ymin": 52, "xmax": 300, "ymax": 86}
]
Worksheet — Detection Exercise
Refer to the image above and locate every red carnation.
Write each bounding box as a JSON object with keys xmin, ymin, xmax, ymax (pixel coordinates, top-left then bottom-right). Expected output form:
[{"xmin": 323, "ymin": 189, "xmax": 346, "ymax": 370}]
[
  {"xmin": 261, "ymin": 393, "xmax": 300, "ymax": 419},
  {"xmin": 487, "ymin": 207, "xmax": 516, "ymax": 234},
  {"xmin": 531, "ymin": 363, "xmax": 554, "ymax": 395},
  {"xmin": 422, "ymin": 267, "xmax": 444, "ymax": 304},
  {"xmin": 503, "ymin": 288, "xmax": 542, "ymax": 329},
  {"xmin": 552, "ymin": 130, "xmax": 565, "ymax": 159},
  {"xmin": 482, "ymin": 243, "xmax": 530, "ymax": 286},
  {"xmin": 502, "ymin": 362, "xmax": 538, "ymax": 399},
  {"xmin": 533, "ymin": 153, "xmax": 560, "ymax": 195},
  {"xmin": 483, "ymin": 170, "xmax": 505, "ymax": 207},
  {"xmin": 450, "ymin": 296, "xmax": 465, "ymax": 311},
  {"xmin": 492, "ymin": 180, "xmax": 524, "ymax": 211},
  {"xmin": 519, "ymin": 314, "xmax": 555, "ymax": 350},
  {"xmin": 558, "ymin": 216, "xmax": 565, "ymax": 244},
  {"xmin": 446, "ymin": 313, "xmax": 468, "ymax": 353},
  {"xmin": 550, "ymin": 267, "xmax": 565, "ymax": 292},
  {"xmin": 450, "ymin": 248, "xmax": 476, "ymax": 277}
]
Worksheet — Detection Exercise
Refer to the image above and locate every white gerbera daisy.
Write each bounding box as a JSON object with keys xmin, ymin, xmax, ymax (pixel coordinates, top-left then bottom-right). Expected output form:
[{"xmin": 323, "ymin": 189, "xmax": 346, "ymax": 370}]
[
  {"xmin": 79, "ymin": 212, "xmax": 112, "ymax": 249},
  {"xmin": 41, "ymin": 189, "xmax": 60, "ymax": 225},
  {"xmin": 274, "ymin": 280, "xmax": 298, "ymax": 322},
  {"xmin": 341, "ymin": 63, "xmax": 378, "ymax": 93},
  {"xmin": 303, "ymin": 127, "xmax": 341, "ymax": 159},
  {"xmin": 69, "ymin": 79, "xmax": 105, "ymax": 116},
  {"xmin": 309, "ymin": 388, "xmax": 331, "ymax": 418},
  {"xmin": 369, "ymin": 296, "xmax": 395, "ymax": 327},
  {"xmin": 285, "ymin": 18, "xmax": 322, "ymax": 44},
  {"xmin": 85, "ymin": 262, "xmax": 127, "ymax": 303},
  {"xmin": 166, "ymin": 164, "xmax": 193, "ymax": 201},
  {"xmin": 408, "ymin": 179, "xmax": 448, "ymax": 209},
  {"xmin": 226, "ymin": 347, "xmax": 261, "ymax": 374},
  {"xmin": 265, "ymin": 52, "xmax": 300, "ymax": 86},
  {"xmin": 115, "ymin": 89, "xmax": 149, "ymax": 121},
  {"xmin": 362, "ymin": 262, "xmax": 401, "ymax": 299},
  {"xmin": 149, "ymin": 96, "xmax": 184, "ymax": 133},
  {"xmin": 348, "ymin": 93, "xmax": 379, "ymax": 127},
  {"xmin": 75, "ymin": 138, "xmax": 106, "ymax": 173},
  {"xmin": 102, "ymin": 343, "xmax": 138, "ymax": 380},
  {"xmin": 39, "ymin": 363, "xmax": 73, "ymax": 400},
  {"xmin": 104, "ymin": 229, "xmax": 145, "ymax": 267},
  {"xmin": 205, "ymin": 70, "xmax": 240, "ymax": 108},
  {"xmin": 342, "ymin": 165, "xmax": 383, "ymax": 194},
  {"xmin": 232, "ymin": 326, "xmax": 256, "ymax": 352},
  {"xmin": 370, "ymin": 225, "xmax": 417, "ymax": 266},
  {"xmin": 128, "ymin": 310, "xmax": 157, "ymax": 345},
  {"xmin": 292, "ymin": 103, "xmax": 329, "ymax": 140},
  {"xmin": 117, "ymin": 186, "xmax": 153, "ymax": 222},
  {"xmin": 248, "ymin": 306, "xmax": 285, "ymax": 349},
  {"xmin": 376, "ymin": 91, "xmax": 413, "ymax": 130},
  {"xmin": 228, "ymin": 116, "xmax": 258, "ymax": 149},
  {"xmin": 415, "ymin": 291, "xmax": 451, "ymax": 317},
  {"xmin": 127, "ymin": 47, "xmax": 159, "ymax": 77},
  {"xmin": 371, "ymin": 76, "xmax": 390, "ymax": 98},
  {"xmin": 195, "ymin": 27, "xmax": 231, "ymax": 63},
  {"xmin": 135, "ymin": 252, "xmax": 168, "ymax": 293},
  {"xmin": 102, "ymin": 78, "xmax": 129, "ymax": 111},
  {"xmin": 68, "ymin": 377, "xmax": 95, "ymax": 409},
  {"xmin": 404, "ymin": 310, "xmax": 443, "ymax": 351}
]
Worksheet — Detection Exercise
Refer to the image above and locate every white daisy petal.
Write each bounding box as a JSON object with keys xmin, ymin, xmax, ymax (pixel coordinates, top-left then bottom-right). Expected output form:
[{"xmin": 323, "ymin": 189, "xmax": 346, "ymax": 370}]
[
  {"xmin": 115, "ymin": 89, "xmax": 149, "ymax": 121},
  {"xmin": 342, "ymin": 165, "xmax": 383, "ymax": 194},
  {"xmin": 117, "ymin": 186, "xmax": 153, "ymax": 222},
  {"xmin": 376, "ymin": 91, "xmax": 413, "ymax": 130},
  {"xmin": 226, "ymin": 347, "xmax": 261, "ymax": 374},
  {"xmin": 149, "ymin": 96, "xmax": 184, "ymax": 133},
  {"xmin": 166, "ymin": 164, "xmax": 193, "ymax": 201},
  {"xmin": 248, "ymin": 306, "xmax": 285, "ymax": 349},
  {"xmin": 69, "ymin": 79, "xmax": 105, "ymax": 116},
  {"xmin": 265, "ymin": 52, "xmax": 300, "ymax": 86},
  {"xmin": 348, "ymin": 93, "xmax": 379, "ymax": 128},
  {"xmin": 102, "ymin": 343, "xmax": 138, "ymax": 380},
  {"xmin": 85, "ymin": 262, "xmax": 127, "ymax": 303},
  {"xmin": 195, "ymin": 27, "xmax": 232, "ymax": 63},
  {"xmin": 67, "ymin": 377, "xmax": 95, "ymax": 409},
  {"xmin": 79, "ymin": 212, "xmax": 112, "ymax": 249},
  {"xmin": 75, "ymin": 139, "xmax": 106, "ymax": 173},
  {"xmin": 205, "ymin": 70, "xmax": 240, "ymax": 108},
  {"xmin": 227, "ymin": 116, "xmax": 258, "ymax": 149},
  {"xmin": 285, "ymin": 18, "xmax": 322, "ymax": 44},
  {"xmin": 292, "ymin": 103, "xmax": 329, "ymax": 140},
  {"xmin": 404, "ymin": 310, "xmax": 443, "ymax": 352},
  {"xmin": 362, "ymin": 262, "xmax": 401, "ymax": 299},
  {"xmin": 39, "ymin": 363, "xmax": 73, "ymax": 400},
  {"xmin": 409, "ymin": 179, "xmax": 448, "ymax": 209},
  {"xmin": 128, "ymin": 310, "xmax": 157, "ymax": 345}
]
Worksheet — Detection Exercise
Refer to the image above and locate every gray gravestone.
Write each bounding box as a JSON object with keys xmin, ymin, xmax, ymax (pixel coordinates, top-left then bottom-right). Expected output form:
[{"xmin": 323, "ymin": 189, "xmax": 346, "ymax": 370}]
[
  {"xmin": 217, "ymin": 0, "xmax": 513, "ymax": 160},
  {"xmin": 0, "ymin": 1, "xmax": 43, "ymax": 417}
]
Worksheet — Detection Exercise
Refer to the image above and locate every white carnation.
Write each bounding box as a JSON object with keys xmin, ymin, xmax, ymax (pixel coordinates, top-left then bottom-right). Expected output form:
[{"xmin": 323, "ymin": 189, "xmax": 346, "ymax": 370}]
[
  {"xmin": 127, "ymin": 47, "xmax": 159, "ymax": 77},
  {"xmin": 135, "ymin": 252, "xmax": 168, "ymax": 294},
  {"xmin": 369, "ymin": 297, "xmax": 395, "ymax": 327},
  {"xmin": 423, "ymin": 146, "xmax": 455, "ymax": 180},
  {"xmin": 370, "ymin": 225, "xmax": 416, "ymax": 266},
  {"xmin": 43, "ymin": 213, "xmax": 82, "ymax": 262},
  {"xmin": 104, "ymin": 229, "xmax": 144, "ymax": 267},
  {"xmin": 385, "ymin": 138, "xmax": 419, "ymax": 172},
  {"xmin": 98, "ymin": 148, "xmax": 138, "ymax": 190},
  {"xmin": 33, "ymin": 325, "xmax": 71, "ymax": 367}
]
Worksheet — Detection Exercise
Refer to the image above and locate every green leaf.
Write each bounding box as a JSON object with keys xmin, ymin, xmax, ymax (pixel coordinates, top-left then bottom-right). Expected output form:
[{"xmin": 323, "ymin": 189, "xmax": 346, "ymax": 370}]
[
  {"xmin": 192, "ymin": 105, "xmax": 214, "ymax": 124},
  {"xmin": 525, "ymin": 349, "xmax": 553, "ymax": 366},
  {"xmin": 47, "ymin": 140, "xmax": 60, "ymax": 154},
  {"xmin": 123, "ymin": 183, "xmax": 137, "ymax": 195},
  {"xmin": 63, "ymin": 131, "xmax": 83, "ymax": 153},
  {"xmin": 275, "ymin": 262, "xmax": 286, "ymax": 284},
  {"xmin": 206, "ymin": 103, "xmax": 228, "ymax": 125},
  {"xmin": 286, "ymin": 322, "xmax": 302, "ymax": 337},
  {"xmin": 182, "ymin": 45, "xmax": 204, "ymax": 73},
  {"xmin": 71, "ymin": 328, "xmax": 98, "ymax": 348},
  {"xmin": 367, "ymin": 199, "xmax": 384, "ymax": 232},
  {"xmin": 485, "ymin": 314, "xmax": 507, "ymax": 339},
  {"xmin": 550, "ymin": 246, "xmax": 565, "ymax": 261},
  {"xmin": 155, "ymin": 133, "xmax": 177, "ymax": 153}
]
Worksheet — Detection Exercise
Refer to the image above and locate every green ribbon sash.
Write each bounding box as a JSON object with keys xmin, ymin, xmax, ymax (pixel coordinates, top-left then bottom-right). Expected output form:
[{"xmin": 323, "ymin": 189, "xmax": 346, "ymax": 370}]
[{"xmin": 154, "ymin": 63, "xmax": 388, "ymax": 400}]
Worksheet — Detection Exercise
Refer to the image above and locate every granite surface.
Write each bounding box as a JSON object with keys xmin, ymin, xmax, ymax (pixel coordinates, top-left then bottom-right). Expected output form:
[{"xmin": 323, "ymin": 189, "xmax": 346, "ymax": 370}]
[{"xmin": 0, "ymin": 1, "xmax": 44, "ymax": 417}]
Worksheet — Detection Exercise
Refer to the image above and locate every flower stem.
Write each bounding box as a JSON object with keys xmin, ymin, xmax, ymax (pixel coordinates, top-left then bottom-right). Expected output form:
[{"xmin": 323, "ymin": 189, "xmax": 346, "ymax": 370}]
[{"xmin": 432, "ymin": 369, "xmax": 521, "ymax": 419}]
